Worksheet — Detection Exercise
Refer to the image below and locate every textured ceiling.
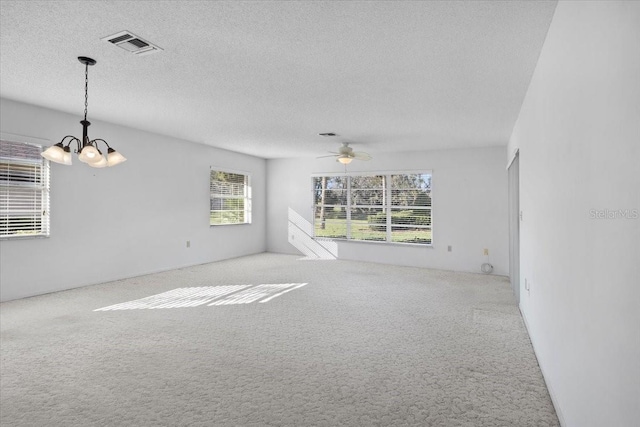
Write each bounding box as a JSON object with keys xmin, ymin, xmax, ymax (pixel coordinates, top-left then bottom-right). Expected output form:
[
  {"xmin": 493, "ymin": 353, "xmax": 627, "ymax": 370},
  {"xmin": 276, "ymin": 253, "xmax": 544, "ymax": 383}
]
[{"xmin": 0, "ymin": 1, "xmax": 557, "ymax": 159}]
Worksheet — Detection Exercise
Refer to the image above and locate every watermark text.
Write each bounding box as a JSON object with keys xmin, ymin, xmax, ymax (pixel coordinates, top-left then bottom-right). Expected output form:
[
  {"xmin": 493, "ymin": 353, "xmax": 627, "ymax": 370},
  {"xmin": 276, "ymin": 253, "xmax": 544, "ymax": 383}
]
[{"xmin": 589, "ymin": 209, "xmax": 638, "ymax": 220}]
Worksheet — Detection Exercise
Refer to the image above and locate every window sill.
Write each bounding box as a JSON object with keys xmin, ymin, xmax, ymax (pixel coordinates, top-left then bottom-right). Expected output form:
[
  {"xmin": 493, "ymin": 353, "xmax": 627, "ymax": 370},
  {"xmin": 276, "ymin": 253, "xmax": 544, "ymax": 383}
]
[
  {"xmin": 0, "ymin": 234, "xmax": 50, "ymax": 241},
  {"xmin": 314, "ymin": 237, "xmax": 433, "ymax": 248}
]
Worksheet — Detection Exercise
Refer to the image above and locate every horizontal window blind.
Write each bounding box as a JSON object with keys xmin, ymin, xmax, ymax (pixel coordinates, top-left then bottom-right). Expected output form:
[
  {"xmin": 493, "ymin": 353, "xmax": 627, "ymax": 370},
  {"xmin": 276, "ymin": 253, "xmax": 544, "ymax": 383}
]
[
  {"xmin": 313, "ymin": 173, "xmax": 431, "ymax": 245},
  {"xmin": 0, "ymin": 139, "xmax": 50, "ymax": 238},
  {"xmin": 313, "ymin": 176, "xmax": 347, "ymax": 238},
  {"xmin": 210, "ymin": 169, "xmax": 251, "ymax": 225},
  {"xmin": 389, "ymin": 174, "xmax": 432, "ymax": 244}
]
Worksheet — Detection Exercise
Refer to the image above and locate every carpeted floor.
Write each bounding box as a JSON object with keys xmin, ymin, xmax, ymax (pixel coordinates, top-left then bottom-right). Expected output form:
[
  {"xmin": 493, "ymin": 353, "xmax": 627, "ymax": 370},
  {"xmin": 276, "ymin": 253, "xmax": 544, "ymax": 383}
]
[{"xmin": 0, "ymin": 253, "xmax": 559, "ymax": 426}]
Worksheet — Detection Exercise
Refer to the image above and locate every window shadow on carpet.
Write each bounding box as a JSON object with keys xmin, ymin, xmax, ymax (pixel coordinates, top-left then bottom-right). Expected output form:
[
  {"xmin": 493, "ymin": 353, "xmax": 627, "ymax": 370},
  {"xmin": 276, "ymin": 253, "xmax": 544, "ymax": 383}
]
[{"xmin": 94, "ymin": 283, "xmax": 308, "ymax": 311}]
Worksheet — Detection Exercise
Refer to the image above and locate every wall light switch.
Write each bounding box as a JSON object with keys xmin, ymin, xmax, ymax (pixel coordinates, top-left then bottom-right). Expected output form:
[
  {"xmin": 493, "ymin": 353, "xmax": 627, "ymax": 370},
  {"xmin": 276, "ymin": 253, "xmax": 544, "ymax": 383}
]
[
  {"xmin": 186, "ymin": 240, "xmax": 191, "ymax": 248},
  {"xmin": 447, "ymin": 245, "xmax": 452, "ymax": 252},
  {"xmin": 483, "ymin": 248, "xmax": 489, "ymax": 255}
]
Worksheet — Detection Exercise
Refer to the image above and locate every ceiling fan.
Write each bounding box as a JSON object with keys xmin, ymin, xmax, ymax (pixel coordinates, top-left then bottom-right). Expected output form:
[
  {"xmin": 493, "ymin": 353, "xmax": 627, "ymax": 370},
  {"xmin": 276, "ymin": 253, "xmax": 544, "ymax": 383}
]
[{"xmin": 318, "ymin": 142, "xmax": 372, "ymax": 164}]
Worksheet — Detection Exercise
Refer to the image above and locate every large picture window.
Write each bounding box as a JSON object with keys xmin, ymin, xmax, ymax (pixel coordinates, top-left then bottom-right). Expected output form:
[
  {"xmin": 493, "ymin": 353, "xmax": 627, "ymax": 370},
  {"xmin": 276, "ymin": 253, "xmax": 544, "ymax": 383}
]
[
  {"xmin": 0, "ymin": 139, "xmax": 50, "ymax": 239},
  {"xmin": 210, "ymin": 168, "xmax": 251, "ymax": 225},
  {"xmin": 313, "ymin": 172, "xmax": 431, "ymax": 245}
]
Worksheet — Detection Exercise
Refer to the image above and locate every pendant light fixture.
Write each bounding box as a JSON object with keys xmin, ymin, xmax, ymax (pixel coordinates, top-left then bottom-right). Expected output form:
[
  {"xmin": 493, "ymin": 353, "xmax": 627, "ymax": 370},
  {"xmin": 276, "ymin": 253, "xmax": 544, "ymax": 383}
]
[{"xmin": 41, "ymin": 56, "xmax": 126, "ymax": 167}]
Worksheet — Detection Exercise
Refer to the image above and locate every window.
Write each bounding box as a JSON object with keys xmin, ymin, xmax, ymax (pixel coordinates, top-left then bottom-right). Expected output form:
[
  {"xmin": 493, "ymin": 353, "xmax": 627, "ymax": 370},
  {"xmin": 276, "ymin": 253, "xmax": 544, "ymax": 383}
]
[
  {"xmin": 210, "ymin": 168, "xmax": 251, "ymax": 225},
  {"xmin": 0, "ymin": 139, "xmax": 50, "ymax": 238},
  {"xmin": 313, "ymin": 172, "xmax": 431, "ymax": 245}
]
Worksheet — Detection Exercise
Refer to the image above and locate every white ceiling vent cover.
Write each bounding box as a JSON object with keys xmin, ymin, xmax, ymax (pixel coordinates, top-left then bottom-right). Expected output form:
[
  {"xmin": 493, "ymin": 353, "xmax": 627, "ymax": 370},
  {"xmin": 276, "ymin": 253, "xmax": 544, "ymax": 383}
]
[{"xmin": 101, "ymin": 31, "xmax": 163, "ymax": 56}]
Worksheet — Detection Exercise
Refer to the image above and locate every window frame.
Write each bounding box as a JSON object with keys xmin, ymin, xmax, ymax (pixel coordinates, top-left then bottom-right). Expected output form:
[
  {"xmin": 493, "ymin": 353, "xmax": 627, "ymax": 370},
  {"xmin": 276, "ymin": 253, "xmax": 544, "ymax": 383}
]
[
  {"xmin": 311, "ymin": 170, "xmax": 432, "ymax": 246},
  {"xmin": 0, "ymin": 134, "xmax": 51, "ymax": 240},
  {"xmin": 209, "ymin": 167, "xmax": 252, "ymax": 226}
]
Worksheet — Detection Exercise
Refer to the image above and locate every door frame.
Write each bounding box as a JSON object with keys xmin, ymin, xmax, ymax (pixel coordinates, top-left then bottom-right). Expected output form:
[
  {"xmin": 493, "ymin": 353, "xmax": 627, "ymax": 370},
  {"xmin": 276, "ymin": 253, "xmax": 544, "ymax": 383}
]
[{"xmin": 507, "ymin": 149, "xmax": 520, "ymax": 304}]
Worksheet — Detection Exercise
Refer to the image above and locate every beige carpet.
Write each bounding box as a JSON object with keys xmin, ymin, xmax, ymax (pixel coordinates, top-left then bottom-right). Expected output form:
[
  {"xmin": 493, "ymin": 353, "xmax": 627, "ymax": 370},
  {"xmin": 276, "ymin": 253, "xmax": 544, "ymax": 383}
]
[{"xmin": 0, "ymin": 253, "xmax": 558, "ymax": 426}]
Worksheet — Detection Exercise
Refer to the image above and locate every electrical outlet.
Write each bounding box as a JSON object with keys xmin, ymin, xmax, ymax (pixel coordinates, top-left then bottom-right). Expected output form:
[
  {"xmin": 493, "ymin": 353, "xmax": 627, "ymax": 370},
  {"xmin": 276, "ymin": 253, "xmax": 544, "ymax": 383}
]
[
  {"xmin": 186, "ymin": 240, "xmax": 191, "ymax": 248},
  {"xmin": 483, "ymin": 248, "xmax": 489, "ymax": 255}
]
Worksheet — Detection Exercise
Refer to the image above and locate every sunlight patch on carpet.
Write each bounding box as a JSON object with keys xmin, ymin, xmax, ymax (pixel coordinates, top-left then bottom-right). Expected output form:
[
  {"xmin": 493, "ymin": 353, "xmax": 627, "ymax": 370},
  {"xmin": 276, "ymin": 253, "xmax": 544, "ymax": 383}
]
[{"xmin": 94, "ymin": 283, "xmax": 308, "ymax": 311}]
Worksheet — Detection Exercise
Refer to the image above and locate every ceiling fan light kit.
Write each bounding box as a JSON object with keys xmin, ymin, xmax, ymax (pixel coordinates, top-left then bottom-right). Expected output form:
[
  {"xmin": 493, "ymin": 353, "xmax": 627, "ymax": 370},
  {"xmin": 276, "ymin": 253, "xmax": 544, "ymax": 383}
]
[
  {"xmin": 337, "ymin": 155, "xmax": 353, "ymax": 165},
  {"xmin": 41, "ymin": 57, "xmax": 126, "ymax": 168}
]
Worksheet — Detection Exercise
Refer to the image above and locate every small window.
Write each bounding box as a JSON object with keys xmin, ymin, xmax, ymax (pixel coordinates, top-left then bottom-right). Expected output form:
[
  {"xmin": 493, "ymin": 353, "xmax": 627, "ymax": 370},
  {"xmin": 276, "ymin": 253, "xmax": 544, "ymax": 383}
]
[
  {"xmin": 210, "ymin": 168, "xmax": 251, "ymax": 225},
  {"xmin": 313, "ymin": 172, "xmax": 431, "ymax": 245},
  {"xmin": 0, "ymin": 139, "xmax": 50, "ymax": 239}
]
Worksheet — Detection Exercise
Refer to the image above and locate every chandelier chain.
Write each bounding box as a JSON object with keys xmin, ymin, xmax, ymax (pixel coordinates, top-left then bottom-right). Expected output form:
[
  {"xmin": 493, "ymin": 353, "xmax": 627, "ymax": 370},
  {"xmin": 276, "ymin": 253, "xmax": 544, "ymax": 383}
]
[{"xmin": 84, "ymin": 63, "xmax": 89, "ymax": 121}]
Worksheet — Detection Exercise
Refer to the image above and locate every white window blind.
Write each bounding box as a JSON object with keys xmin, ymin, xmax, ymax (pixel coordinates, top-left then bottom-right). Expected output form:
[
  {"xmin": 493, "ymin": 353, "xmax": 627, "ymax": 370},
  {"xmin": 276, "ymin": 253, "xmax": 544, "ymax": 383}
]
[
  {"xmin": 210, "ymin": 169, "xmax": 251, "ymax": 225},
  {"xmin": 313, "ymin": 173, "xmax": 431, "ymax": 245},
  {"xmin": 0, "ymin": 139, "xmax": 50, "ymax": 238}
]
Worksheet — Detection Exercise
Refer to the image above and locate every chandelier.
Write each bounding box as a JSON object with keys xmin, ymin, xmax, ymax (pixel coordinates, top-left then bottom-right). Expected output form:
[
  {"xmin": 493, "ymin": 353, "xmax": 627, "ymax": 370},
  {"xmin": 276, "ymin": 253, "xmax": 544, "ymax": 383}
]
[{"xmin": 41, "ymin": 56, "xmax": 126, "ymax": 167}]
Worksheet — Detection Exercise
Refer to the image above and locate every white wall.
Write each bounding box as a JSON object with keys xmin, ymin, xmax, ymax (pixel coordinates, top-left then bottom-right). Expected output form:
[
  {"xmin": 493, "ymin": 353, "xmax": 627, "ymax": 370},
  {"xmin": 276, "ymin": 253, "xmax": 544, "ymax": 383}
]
[
  {"xmin": 508, "ymin": 2, "xmax": 640, "ymax": 426},
  {"xmin": 0, "ymin": 98, "xmax": 267, "ymax": 302},
  {"xmin": 267, "ymin": 146, "xmax": 508, "ymax": 275}
]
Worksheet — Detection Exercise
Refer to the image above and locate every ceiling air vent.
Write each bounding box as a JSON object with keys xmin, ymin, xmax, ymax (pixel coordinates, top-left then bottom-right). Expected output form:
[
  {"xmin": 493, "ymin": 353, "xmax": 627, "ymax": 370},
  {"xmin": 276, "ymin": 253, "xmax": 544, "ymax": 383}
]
[{"xmin": 101, "ymin": 31, "xmax": 163, "ymax": 56}]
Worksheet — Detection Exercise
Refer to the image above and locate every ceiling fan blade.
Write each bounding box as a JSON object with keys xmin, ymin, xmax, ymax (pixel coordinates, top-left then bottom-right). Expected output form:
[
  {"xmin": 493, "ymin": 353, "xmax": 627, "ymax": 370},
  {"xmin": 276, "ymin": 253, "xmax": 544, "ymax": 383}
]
[
  {"xmin": 316, "ymin": 154, "xmax": 338, "ymax": 159},
  {"xmin": 352, "ymin": 151, "xmax": 372, "ymax": 161}
]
